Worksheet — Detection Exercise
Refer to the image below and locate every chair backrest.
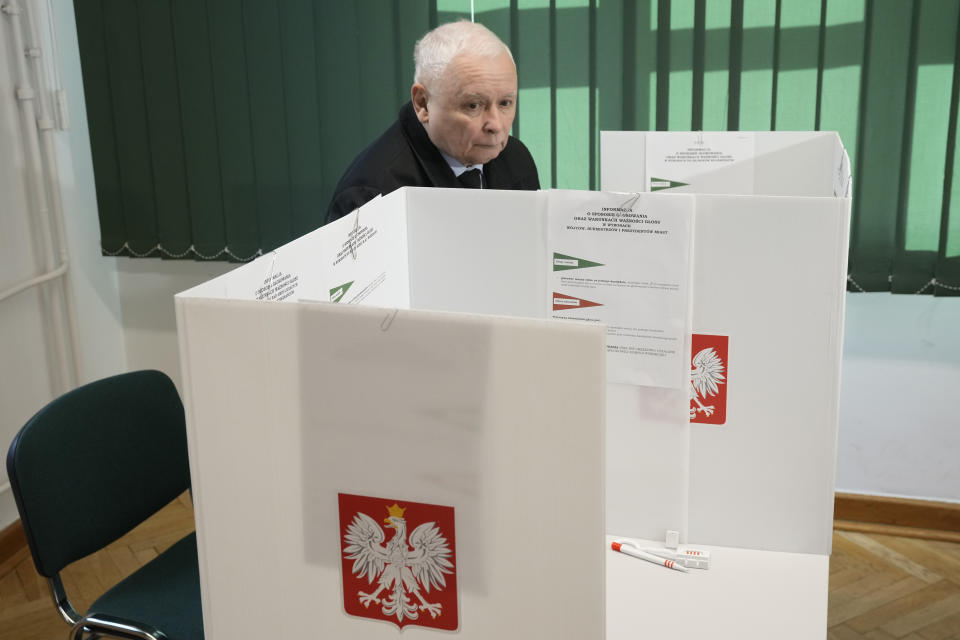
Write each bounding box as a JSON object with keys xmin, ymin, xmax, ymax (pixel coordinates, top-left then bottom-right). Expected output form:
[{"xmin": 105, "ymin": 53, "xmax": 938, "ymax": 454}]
[{"xmin": 6, "ymin": 370, "xmax": 192, "ymax": 578}]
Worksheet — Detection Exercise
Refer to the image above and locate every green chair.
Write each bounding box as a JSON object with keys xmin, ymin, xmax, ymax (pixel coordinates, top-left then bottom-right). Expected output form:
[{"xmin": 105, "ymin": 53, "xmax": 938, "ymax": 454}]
[{"xmin": 5, "ymin": 370, "xmax": 204, "ymax": 640}]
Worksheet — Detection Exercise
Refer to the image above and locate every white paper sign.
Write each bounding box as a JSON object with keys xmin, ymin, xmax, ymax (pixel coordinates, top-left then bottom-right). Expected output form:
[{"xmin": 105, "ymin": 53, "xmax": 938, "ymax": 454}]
[
  {"xmin": 645, "ymin": 132, "xmax": 756, "ymax": 194},
  {"xmin": 318, "ymin": 193, "xmax": 410, "ymax": 309},
  {"xmin": 547, "ymin": 189, "xmax": 693, "ymax": 388},
  {"xmin": 220, "ymin": 226, "xmax": 327, "ymax": 303}
]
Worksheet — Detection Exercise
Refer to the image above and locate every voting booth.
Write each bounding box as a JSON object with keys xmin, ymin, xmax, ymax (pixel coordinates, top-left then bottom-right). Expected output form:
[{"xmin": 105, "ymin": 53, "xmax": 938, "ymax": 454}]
[
  {"xmin": 600, "ymin": 131, "xmax": 849, "ymax": 638},
  {"xmin": 176, "ymin": 189, "xmax": 614, "ymax": 640},
  {"xmin": 602, "ymin": 131, "xmax": 850, "ymax": 555},
  {"xmin": 176, "ymin": 131, "xmax": 850, "ymax": 639}
]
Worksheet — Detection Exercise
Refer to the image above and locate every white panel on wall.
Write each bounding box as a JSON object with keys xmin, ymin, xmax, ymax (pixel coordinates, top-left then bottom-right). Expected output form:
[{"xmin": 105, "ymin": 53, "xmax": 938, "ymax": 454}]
[
  {"xmin": 117, "ymin": 259, "xmax": 236, "ymax": 389},
  {"xmin": 837, "ymin": 293, "xmax": 960, "ymax": 503}
]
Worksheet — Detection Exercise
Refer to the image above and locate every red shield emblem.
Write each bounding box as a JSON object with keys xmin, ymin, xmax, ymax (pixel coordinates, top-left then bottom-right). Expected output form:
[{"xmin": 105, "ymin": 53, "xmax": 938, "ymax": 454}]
[
  {"xmin": 690, "ymin": 334, "xmax": 728, "ymax": 425},
  {"xmin": 338, "ymin": 493, "xmax": 458, "ymax": 630}
]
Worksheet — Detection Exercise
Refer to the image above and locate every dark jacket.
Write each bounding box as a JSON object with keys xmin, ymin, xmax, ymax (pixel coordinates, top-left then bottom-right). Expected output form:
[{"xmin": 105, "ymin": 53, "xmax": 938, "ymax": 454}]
[{"xmin": 325, "ymin": 102, "xmax": 540, "ymax": 224}]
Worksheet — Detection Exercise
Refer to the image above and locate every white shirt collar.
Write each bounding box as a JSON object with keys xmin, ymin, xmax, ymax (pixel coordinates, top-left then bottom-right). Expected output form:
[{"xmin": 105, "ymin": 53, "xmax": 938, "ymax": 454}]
[{"xmin": 440, "ymin": 151, "xmax": 484, "ymax": 178}]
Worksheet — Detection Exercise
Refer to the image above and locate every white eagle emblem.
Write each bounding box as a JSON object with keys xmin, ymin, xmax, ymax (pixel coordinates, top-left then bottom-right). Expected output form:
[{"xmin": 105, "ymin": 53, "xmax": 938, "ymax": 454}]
[
  {"xmin": 343, "ymin": 503, "xmax": 454, "ymax": 623},
  {"xmin": 690, "ymin": 346, "xmax": 726, "ymax": 419}
]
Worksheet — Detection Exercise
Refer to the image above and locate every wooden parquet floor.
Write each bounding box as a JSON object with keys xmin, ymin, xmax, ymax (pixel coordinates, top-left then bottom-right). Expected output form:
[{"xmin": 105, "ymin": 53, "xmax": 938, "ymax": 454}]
[
  {"xmin": 0, "ymin": 492, "xmax": 195, "ymax": 640},
  {"xmin": 828, "ymin": 531, "xmax": 960, "ymax": 639},
  {"xmin": 0, "ymin": 496, "xmax": 958, "ymax": 639}
]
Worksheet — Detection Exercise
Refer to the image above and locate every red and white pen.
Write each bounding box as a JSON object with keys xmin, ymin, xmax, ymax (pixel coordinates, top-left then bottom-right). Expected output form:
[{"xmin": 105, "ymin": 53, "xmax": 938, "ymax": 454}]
[{"xmin": 610, "ymin": 541, "xmax": 689, "ymax": 573}]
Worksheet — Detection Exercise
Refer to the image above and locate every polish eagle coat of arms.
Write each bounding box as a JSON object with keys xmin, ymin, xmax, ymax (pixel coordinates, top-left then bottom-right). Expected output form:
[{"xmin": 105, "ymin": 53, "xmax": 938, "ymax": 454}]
[
  {"xmin": 338, "ymin": 493, "xmax": 457, "ymax": 631},
  {"xmin": 689, "ymin": 334, "xmax": 729, "ymax": 425}
]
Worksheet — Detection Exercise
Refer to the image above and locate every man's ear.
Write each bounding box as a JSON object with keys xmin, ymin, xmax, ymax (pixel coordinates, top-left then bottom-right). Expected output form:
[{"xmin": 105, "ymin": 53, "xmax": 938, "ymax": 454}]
[{"xmin": 411, "ymin": 83, "xmax": 430, "ymax": 123}]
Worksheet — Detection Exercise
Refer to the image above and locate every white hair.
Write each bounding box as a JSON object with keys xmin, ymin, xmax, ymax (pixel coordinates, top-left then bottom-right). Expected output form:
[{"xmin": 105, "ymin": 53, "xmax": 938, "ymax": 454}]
[{"xmin": 413, "ymin": 20, "xmax": 514, "ymax": 93}]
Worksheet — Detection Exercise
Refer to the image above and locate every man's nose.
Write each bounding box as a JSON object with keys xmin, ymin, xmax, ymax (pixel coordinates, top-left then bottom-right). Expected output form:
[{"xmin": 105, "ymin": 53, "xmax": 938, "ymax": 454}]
[{"xmin": 482, "ymin": 105, "xmax": 506, "ymax": 134}]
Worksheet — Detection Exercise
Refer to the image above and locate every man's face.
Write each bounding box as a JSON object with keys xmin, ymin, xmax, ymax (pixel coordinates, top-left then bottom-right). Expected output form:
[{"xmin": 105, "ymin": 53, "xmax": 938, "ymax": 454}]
[{"xmin": 413, "ymin": 52, "xmax": 518, "ymax": 166}]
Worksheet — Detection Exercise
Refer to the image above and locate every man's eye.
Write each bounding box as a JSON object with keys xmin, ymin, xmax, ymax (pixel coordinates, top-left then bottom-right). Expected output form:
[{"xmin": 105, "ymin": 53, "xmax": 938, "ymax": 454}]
[
  {"xmin": 500, "ymin": 99, "xmax": 514, "ymax": 109},
  {"xmin": 466, "ymin": 103, "xmax": 481, "ymax": 111}
]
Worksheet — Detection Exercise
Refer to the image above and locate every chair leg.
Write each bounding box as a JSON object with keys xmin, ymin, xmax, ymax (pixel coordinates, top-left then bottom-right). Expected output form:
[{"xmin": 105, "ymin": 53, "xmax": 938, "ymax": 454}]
[
  {"xmin": 69, "ymin": 628, "xmax": 111, "ymax": 640},
  {"xmin": 69, "ymin": 615, "xmax": 168, "ymax": 640},
  {"xmin": 49, "ymin": 576, "xmax": 84, "ymax": 627}
]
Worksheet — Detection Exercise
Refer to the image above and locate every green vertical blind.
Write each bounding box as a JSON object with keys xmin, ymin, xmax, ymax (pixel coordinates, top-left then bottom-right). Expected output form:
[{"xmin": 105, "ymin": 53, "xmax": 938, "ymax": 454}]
[
  {"xmin": 75, "ymin": 0, "xmax": 960, "ymax": 295},
  {"xmin": 75, "ymin": 0, "xmax": 435, "ymax": 260}
]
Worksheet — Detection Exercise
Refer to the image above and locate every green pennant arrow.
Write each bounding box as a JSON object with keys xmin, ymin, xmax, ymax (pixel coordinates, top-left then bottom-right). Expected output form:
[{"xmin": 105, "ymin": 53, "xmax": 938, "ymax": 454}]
[
  {"xmin": 553, "ymin": 252, "xmax": 604, "ymax": 272},
  {"xmin": 329, "ymin": 281, "xmax": 354, "ymax": 303},
  {"xmin": 649, "ymin": 177, "xmax": 690, "ymax": 192}
]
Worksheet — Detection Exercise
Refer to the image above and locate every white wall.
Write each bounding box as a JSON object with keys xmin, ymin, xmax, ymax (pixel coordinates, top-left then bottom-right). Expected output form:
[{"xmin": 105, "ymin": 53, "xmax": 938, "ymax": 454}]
[
  {"xmin": 0, "ymin": 0, "xmax": 59, "ymax": 530},
  {"xmin": 0, "ymin": 0, "xmax": 126, "ymax": 386},
  {"xmin": 116, "ymin": 258, "xmax": 235, "ymax": 381},
  {"xmin": 0, "ymin": 0, "xmax": 131, "ymax": 529},
  {"xmin": 837, "ymin": 293, "xmax": 960, "ymax": 502},
  {"xmin": 51, "ymin": 0, "xmax": 127, "ymax": 384}
]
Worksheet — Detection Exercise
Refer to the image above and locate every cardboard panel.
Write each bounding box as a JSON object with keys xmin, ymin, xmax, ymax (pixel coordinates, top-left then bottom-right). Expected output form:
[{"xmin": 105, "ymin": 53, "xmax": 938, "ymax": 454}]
[
  {"xmin": 601, "ymin": 130, "xmax": 845, "ymax": 198},
  {"xmin": 178, "ymin": 188, "xmax": 411, "ymax": 308},
  {"xmin": 318, "ymin": 190, "xmax": 411, "ymax": 308},
  {"xmin": 180, "ymin": 165, "xmax": 848, "ymax": 561},
  {"xmin": 686, "ymin": 195, "xmax": 849, "ymax": 553},
  {"xmin": 176, "ymin": 299, "xmax": 605, "ymax": 639},
  {"xmin": 602, "ymin": 131, "xmax": 850, "ymax": 554},
  {"xmin": 605, "ymin": 383, "xmax": 690, "ymax": 540},
  {"xmin": 404, "ymin": 187, "xmax": 547, "ymax": 318}
]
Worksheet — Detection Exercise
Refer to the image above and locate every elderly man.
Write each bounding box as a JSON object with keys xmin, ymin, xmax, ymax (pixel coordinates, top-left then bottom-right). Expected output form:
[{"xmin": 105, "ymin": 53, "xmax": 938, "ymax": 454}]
[{"xmin": 325, "ymin": 21, "xmax": 540, "ymax": 224}]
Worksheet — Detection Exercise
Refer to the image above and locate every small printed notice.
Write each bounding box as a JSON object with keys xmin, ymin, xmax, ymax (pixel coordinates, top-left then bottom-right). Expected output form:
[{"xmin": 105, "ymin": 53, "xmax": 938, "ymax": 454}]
[
  {"xmin": 548, "ymin": 190, "xmax": 693, "ymax": 388},
  {"xmin": 255, "ymin": 270, "xmax": 300, "ymax": 302},
  {"xmin": 318, "ymin": 194, "xmax": 410, "ymax": 308},
  {"xmin": 645, "ymin": 131, "xmax": 755, "ymax": 194},
  {"xmin": 224, "ymin": 248, "xmax": 309, "ymax": 303}
]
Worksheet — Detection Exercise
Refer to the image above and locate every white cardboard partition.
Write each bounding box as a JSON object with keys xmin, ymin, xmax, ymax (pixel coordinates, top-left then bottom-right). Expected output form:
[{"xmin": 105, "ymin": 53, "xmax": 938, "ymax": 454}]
[
  {"xmin": 685, "ymin": 194, "xmax": 848, "ymax": 553},
  {"xmin": 602, "ymin": 131, "xmax": 851, "ymax": 554},
  {"xmin": 176, "ymin": 297, "xmax": 606, "ymax": 639},
  {"xmin": 177, "ymin": 157, "xmax": 850, "ymax": 639},
  {"xmin": 179, "ymin": 176, "xmax": 849, "ymax": 554},
  {"xmin": 178, "ymin": 188, "xmax": 624, "ymax": 639},
  {"xmin": 602, "ymin": 130, "xmax": 851, "ymax": 199},
  {"xmin": 177, "ymin": 134, "xmax": 850, "ymax": 639},
  {"xmin": 180, "ymin": 186, "xmax": 700, "ymax": 547}
]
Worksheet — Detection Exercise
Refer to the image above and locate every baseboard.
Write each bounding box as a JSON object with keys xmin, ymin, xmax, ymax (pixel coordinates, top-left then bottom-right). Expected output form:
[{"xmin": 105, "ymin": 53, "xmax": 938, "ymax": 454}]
[
  {"xmin": 833, "ymin": 519, "xmax": 960, "ymax": 544},
  {"xmin": 7, "ymin": 493, "xmax": 956, "ymax": 566},
  {"xmin": 834, "ymin": 492, "xmax": 960, "ymax": 540}
]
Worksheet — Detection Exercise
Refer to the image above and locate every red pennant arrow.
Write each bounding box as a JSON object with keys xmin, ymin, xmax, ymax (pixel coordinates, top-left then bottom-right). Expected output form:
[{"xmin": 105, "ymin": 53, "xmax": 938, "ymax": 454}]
[{"xmin": 552, "ymin": 292, "xmax": 603, "ymax": 311}]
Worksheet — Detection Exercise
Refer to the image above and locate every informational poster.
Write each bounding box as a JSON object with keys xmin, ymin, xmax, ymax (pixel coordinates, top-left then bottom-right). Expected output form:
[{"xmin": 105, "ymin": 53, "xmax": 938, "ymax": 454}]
[
  {"xmin": 645, "ymin": 131, "xmax": 756, "ymax": 194},
  {"xmin": 548, "ymin": 190, "xmax": 693, "ymax": 388}
]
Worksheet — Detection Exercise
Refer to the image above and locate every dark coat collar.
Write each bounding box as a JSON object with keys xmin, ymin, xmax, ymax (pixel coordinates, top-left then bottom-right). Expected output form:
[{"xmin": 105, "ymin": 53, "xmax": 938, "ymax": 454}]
[{"xmin": 398, "ymin": 102, "xmax": 461, "ymax": 189}]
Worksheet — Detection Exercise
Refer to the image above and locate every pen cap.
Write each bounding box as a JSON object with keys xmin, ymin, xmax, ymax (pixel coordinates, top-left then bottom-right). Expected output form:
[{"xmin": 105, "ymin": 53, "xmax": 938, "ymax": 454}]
[{"xmin": 665, "ymin": 530, "xmax": 680, "ymax": 549}]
